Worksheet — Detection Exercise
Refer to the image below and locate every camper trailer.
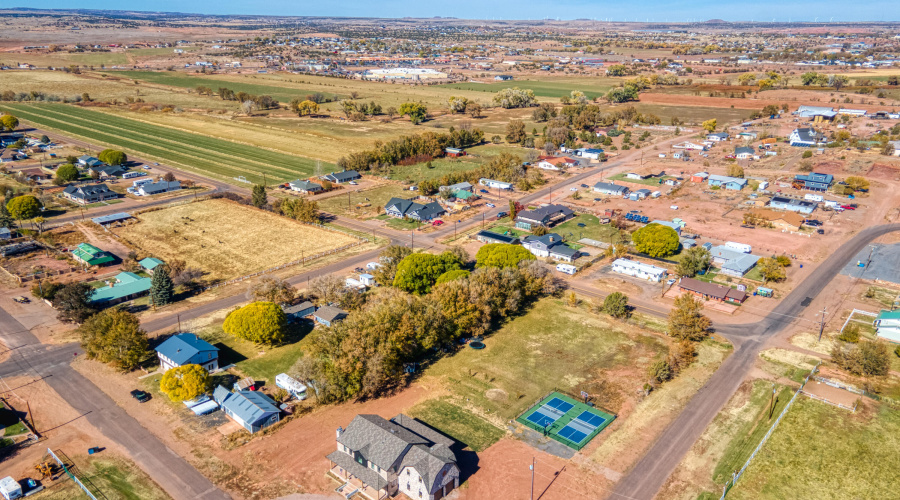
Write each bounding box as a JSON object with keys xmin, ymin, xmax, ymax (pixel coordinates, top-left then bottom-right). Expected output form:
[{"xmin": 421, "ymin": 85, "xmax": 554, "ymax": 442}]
[{"xmin": 275, "ymin": 373, "xmax": 307, "ymax": 400}]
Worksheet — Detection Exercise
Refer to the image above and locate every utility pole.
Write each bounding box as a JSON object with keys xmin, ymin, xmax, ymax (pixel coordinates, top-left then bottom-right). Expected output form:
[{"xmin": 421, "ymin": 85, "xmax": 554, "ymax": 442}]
[
  {"xmin": 817, "ymin": 306, "xmax": 827, "ymax": 342},
  {"xmin": 768, "ymin": 384, "xmax": 777, "ymax": 419},
  {"xmin": 177, "ymin": 314, "xmax": 182, "ymax": 332},
  {"xmin": 530, "ymin": 457, "xmax": 535, "ymax": 500}
]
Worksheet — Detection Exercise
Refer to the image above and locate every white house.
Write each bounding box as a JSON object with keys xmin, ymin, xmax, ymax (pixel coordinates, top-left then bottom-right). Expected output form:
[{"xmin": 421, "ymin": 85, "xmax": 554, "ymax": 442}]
[
  {"xmin": 789, "ymin": 128, "xmax": 824, "ymax": 147},
  {"xmin": 874, "ymin": 310, "xmax": 900, "ymax": 343},
  {"xmin": 479, "ymin": 178, "xmax": 513, "ymax": 190},
  {"xmin": 611, "ymin": 258, "xmax": 667, "ymax": 282},
  {"xmin": 154, "ymin": 333, "xmax": 219, "ymax": 373},
  {"xmin": 735, "ymin": 146, "xmax": 754, "ymax": 160}
]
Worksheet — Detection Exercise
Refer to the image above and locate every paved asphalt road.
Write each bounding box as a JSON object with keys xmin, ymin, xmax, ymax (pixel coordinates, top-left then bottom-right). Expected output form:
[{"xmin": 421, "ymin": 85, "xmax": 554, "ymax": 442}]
[
  {"xmin": 0, "ymin": 306, "xmax": 231, "ymax": 500},
  {"xmin": 611, "ymin": 222, "xmax": 900, "ymax": 500}
]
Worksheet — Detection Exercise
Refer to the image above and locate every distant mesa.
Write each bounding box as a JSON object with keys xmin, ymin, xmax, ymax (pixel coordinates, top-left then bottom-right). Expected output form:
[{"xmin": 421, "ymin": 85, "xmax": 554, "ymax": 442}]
[{"xmin": 704, "ymin": 19, "xmax": 730, "ymax": 24}]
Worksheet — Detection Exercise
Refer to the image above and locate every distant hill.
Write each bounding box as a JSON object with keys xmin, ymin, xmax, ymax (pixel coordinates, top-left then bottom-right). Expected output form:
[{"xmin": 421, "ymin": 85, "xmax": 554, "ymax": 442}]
[{"xmin": 705, "ymin": 19, "xmax": 730, "ymax": 24}]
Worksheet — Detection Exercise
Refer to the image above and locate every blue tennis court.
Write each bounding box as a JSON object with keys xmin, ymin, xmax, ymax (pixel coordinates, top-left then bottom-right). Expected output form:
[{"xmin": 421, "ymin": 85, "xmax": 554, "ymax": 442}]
[
  {"xmin": 557, "ymin": 425, "xmax": 587, "ymax": 444},
  {"xmin": 546, "ymin": 397, "xmax": 574, "ymax": 413},
  {"xmin": 525, "ymin": 410, "xmax": 557, "ymax": 428},
  {"xmin": 574, "ymin": 410, "xmax": 608, "ymax": 429}
]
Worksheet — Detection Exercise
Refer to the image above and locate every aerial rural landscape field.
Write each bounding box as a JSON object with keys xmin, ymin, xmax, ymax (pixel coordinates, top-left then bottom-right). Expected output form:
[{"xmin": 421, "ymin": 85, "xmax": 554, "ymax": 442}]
[{"xmin": 0, "ymin": 6, "xmax": 899, "ymax": 500}]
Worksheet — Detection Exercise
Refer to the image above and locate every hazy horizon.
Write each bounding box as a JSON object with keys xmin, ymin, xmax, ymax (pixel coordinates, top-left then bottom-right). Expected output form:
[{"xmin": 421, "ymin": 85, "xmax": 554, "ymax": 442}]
[{"xmin": 6, "ymin": 2, "xmax": 900, "ymax": 23}]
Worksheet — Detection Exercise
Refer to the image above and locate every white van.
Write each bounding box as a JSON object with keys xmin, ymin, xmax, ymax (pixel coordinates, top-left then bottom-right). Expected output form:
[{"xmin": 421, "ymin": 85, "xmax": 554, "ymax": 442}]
[
  {"xmin": 556, "ymin": 263, "xmax": 577, "ymax": 275},
  {"xmin": 275, "ymin": 373, "xmax": 307, "ymax": 400}
]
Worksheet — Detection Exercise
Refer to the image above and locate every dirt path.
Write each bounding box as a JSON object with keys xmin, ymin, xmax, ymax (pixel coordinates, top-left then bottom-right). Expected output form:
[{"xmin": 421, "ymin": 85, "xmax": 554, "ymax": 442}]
[{"xmin": 76, "ymin": 222, "xmax": 133, "ymax": 259}]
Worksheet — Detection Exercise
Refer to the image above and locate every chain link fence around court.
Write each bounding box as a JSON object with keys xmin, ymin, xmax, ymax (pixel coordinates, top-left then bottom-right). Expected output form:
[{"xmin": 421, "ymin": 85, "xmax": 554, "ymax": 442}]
[
  {"xmin": 719, "ymin": 363, "xmax": 819, "ymax": 499},
  {"xmin": 46, "ymin": 448, "xmax": 108, "ymax": 500}
]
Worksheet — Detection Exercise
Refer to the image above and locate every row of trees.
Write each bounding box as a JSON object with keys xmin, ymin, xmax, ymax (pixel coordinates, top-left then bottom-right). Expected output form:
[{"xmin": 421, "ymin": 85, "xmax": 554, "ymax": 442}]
[
  {"xmin": 336, "ymin": 128, "xmax": 484, "ymax": 172},
  {"xmin": 199, "ymin": 86, "xmax": 279, "ymax": 109},
  {"xmin": 416, "ymin": 151, "xmax": 545, "ymax": 194},
  {"xmin": 292, "ymin": 256, "xmax": 561, "ymax": 402}
]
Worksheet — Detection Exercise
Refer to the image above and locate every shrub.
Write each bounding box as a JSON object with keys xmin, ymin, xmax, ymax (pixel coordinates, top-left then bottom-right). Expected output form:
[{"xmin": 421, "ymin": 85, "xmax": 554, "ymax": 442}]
[
  {"xmin": 648, "ymin": 360, "xmax": 672, "ymax": 383},
  {"xmin": 838, "ymin": 323, "xmax": 860, "ymax": 343},
  {"xmin": 160, "ymin": 364, "xmax": 210, "ymax": 401}
]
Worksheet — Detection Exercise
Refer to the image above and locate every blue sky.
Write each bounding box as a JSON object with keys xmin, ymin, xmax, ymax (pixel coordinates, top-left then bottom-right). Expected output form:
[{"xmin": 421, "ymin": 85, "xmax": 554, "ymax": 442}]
[{"xmin": 14, "ymin": 1, "xmax": 900, "ymax": 22}]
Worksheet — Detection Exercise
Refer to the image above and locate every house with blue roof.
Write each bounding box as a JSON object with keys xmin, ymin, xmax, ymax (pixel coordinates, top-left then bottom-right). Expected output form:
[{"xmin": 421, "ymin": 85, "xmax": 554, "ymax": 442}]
[
  {"xmin": 707, "ymin": 175, "xmax": 748, "ymax": 191},
  {"xmin": 90, "ymin": 272, "xmax": 152, "ymax": 305},
  {"xmin": 139, "ymin": 257, "xmax": 164, "ymax": 274},
  {"xmin": 155, "ymin": 333, "xmax": 219, "ymax": 373},
  {"xmin": 213, "ymin": 385, "xmax": 281, "ymax": 433},
  {"xmin": 793, "ymin": 172, "xmax": 833, "ymax": 191}
]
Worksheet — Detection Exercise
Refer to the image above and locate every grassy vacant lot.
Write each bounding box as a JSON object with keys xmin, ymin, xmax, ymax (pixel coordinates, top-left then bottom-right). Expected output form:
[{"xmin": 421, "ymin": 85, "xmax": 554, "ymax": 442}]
[
  {"xmin": 118, "ymin": 199, "xmax": 358, "ymax": 281},
  {"xmin": 437, "ymin": 77, "xmax": 617, "ymax": 100},
  {"xmin": 410, "ymin": 298, "xmax": 668, "ymax": 451},
  {"xmin": 607, "ymin": 173, "xmax": 671, "ymax": 187},
  {"xmin": 318, "ymin": 183, "xmax": 412, "ymax": 219},
  {"xmin": 554, "ymin": 214, "xmax": 621, "ymax": 244},
  {"xmin": 37, "ymin": 455, "xmax": 170, "ymax": 500},
  {"xmin": 631, "ymin": 103, "xmax": 752, "ymax": 126},
  {"xmin": 728, "ymin": 398, "xmax": 900, "ymax": 500},
  {"xmin": 0, "ymin": 103, "xmax": 330, "ymax": 183}
]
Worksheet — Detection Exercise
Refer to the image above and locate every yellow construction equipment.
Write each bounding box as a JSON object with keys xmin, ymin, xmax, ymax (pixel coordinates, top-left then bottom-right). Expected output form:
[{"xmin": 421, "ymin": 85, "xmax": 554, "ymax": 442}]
[{"xmin": 34, "ymin": 461, "xmax": 57, "ymax": 478}]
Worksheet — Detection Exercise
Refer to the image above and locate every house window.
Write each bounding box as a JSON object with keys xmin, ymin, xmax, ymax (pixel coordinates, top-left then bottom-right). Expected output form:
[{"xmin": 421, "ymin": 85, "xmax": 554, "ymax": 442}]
[{"xmin": 406, "ymin": 483, "xmax": 410, "ymax": 490}]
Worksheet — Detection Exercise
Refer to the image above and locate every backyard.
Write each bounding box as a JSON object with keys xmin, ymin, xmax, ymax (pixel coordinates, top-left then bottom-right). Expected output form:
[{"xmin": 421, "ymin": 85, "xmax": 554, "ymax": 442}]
[
  {"xmin": 35, "ymin": 454, "xmax": 170, "ymax": 500},
  {"xmin": 116, "ymin": 198, "xmax": 362, "ymax": 281},
  {"xmin": 408, "ymin": 297, "xmax": 669, "ymax": 453},
  {"xmin": 317, "ymin": 183, "xmax": 412, "ymax": 219}
]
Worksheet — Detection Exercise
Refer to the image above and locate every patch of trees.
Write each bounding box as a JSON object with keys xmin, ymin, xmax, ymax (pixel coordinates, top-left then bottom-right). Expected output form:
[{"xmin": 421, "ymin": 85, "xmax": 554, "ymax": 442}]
[
  {"xmin": 98, "ymin": 149, "xmax": 127, "ymax": 166},
  {"xmin": 831, "ymin": 340, "xmax": 892, "ymax": 380},
  {"xmin": 56, "ymin": 164, "xmax": 80, "ymax": 183},
  {"xmin": 160, "ymin": 364, "xmax": 210, "ymax": 402},
  {"xmin": 416, "ymin": 151, "xmax": 544, "ymax": 194},
  {"xmin": 208, "ymin": 86, "xmax": 279, "ymax": 110},
  {"xmin": 289, "ymin": 98, "xmax": 319, "ymax": 116},
  {"xmin": 0, "ymin": 114, "xmax": 19, "ymax": 132},
  {"xmin": 757, "ymin": 257, "xmax": 787, "ymax": 283},
  {"xmin": 6, "ymin": 195, "xmax": 42, "ymax": 222},
  {"xmin": 79, "ymin": 308, "xmax": 149, "ymax": 371},
  {"xmin": 676, "ymin": 247, "xmax": 711, "ymax": 277},
  {"xmin": 493, "ymin": 87, "xmax": 537, "ymax": 109},
  {"xmin": 475, "ymin": 243, "xmax": 535, "ymax": 269},
  {"xmin": 273, "ymin": 197, "xmax": 320, "ymax": 224},
  {"xmin": 291, "ymin": 261, "xmax": 560, "ymax": 402},
  {"xmin": 339, "ymin": 100, "xmax": 383, "ymax": 121},
  {"xmin": 632, "ymin": 223, "xmax": 680, "ymax": 258},
  {"xmin": 398, "ymin": 102, "xmax": 428, "ymax": 124},
  {"xmin": 336, "ymin": 128, "xmax": 484, "ymax": 172},
  {"xmin": 668, "ymin": 294, "xmax": 711, "ymax": 342},
  {"xmin": 393, "ymin": 251, "xmax": 464, "ymax": 294},
  {"xmin": 801, "ymin": 72, "xmax": 829, "ymax": 86},
  {"xmin": 53, "ymin": 282, "xmax": 95, "ymax": 323},
  {"xmin": 602, "ymin": 291, "xmax": 629, "ymax": 318},
  {"xmin": 223, "ymin": 301, "xmax": 287, "ymax": 345}
]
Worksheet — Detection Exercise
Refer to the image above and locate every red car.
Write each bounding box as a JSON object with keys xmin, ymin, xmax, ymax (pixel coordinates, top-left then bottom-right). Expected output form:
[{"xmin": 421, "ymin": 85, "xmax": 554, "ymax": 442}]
[
  {"xmin": 840, "ymin": 205, "xmax": 856, "ymax": 210},
  {"xmin": 431, "ymin": 220, "xmax": 444, "ymax": 226}
]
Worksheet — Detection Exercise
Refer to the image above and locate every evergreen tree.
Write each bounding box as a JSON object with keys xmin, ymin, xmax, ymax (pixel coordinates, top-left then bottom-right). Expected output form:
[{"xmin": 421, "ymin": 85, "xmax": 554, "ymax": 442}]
[
  {"xmin": 0, "ymin": 199, "xmax": 15, "ymax": 229},
  {"xmin": 150, "ymin": 267, "xmax": 174, "ymax": 307},
  {"xmin": 251, "ymin": 184, "xmax": 268, "ymax": 208}
]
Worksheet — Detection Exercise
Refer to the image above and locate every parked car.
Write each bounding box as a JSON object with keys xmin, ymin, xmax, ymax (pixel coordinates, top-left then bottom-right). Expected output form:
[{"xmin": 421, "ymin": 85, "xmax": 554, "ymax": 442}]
[
  {"xmin": 486, "ymin": 203, "xmax": 495, "ymax": 208},
  {"xmin": 666, "ymin": 278, "xmax": 677, "ymax": 285},
  {"xmin": 580, "ymin": 184, "xmax": 588, "ymax": 188},
  {"xmin": 13, "ymin": 296, "xmax": 29, "ymax": 304},
  {"xmin": 432, "ymin": 220, "xmax": 444, "ymax": 226},
  {"xmin": 348, "ymin": 181, "xmax": 358, "ymax": 185},
  {"xmin": 817, "ymin": 228, "xmax": 825, "ymax": 234},
  {"xmin": 130, "ymin": 390, "xmax": 151, "ymax": 403},
  {"xmin": 480, "ymin": 189, "xmax": 489, "ymax": 193},
  {"xmin": 496, "ymin": 211, "xmax": 507, "ymax": 218},
  {"xmin": 841, "ymin": 205, "xmax": 856, "ymax": 210}
]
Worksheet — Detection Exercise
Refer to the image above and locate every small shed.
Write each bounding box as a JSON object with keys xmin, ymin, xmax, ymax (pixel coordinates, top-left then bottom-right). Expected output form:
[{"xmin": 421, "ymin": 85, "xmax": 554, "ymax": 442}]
[
  {"xmin": 139, "ymin": 257, "xmax": 164, "ymax": 274},
  {"xmin": 359, "ymin": 274, "xmax": 377, "ymax": 286}
]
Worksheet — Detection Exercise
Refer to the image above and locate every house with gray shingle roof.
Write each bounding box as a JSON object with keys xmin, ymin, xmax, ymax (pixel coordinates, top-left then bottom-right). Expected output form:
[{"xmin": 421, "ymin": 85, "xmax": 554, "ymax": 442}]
[
  {"xmin": 327, "ymin": 414, "xmax": 460, "ymax": 500},
  {"xmin": 213, "ymin": 385, "xmax": 280, "ymax": 434}
]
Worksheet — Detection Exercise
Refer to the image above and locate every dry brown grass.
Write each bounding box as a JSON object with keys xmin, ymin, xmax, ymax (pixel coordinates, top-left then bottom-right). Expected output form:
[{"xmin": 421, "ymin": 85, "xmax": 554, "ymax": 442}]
[{"xmin": 117, "ymin": 199, "xmax": 358, "ymax": 280}]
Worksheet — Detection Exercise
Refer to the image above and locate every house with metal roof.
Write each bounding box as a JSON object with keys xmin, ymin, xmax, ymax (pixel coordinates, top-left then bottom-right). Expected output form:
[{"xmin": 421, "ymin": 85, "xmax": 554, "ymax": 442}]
[
  {"xmin": 593, "ymin": 181, "xmax": 629, "ymax": 196},
  {"xmin": 476, "ymin": 230, "xmax": 519, "ymax": 245},
  {"xmin": 478, "ymin": 178, "xmax": 513, "ymax": 190},
  {"xmin": 139, "ymin": 257, "xmax": 164, "ymax": 274},
  {"xmin": 322, "ymin": 170, "xmax": 361, "ymax": 184},
  {"xmin": 629, "ymin": 188, "xmax": 653, "ymax": 200},
  {"xmin": 289, "ymin": 179, "xmax": 323, "ymax": 193},
  {"xmin": 72, "ymin": 243, "xmax": 115, "ymax": 267},
  {"xmin": 611, "ymin": 258, "xmax": 667, "ymax": 282},
  {"xmin": 155, "ymin": 333, "xmax": 219, "ymax": 373},
  {"xmin": 707, "ymin": 175, "xmax": 748, "ymax": 190},
  {"xmin": 90, "ymin": 272, "xmax": 152, "ymax": 305},
  {"xmin": 213, "ymin": 386, "xmax": 280, "ymax": 434},
  {"xmin": 138, "ymin": 180, "xmax": 181, "ymax": 196},
  {"xmin": 678, "ymin": 277, "xmax": 748, "ymax": 303},
  {"xmin": 91, "ymin": 212, "xmax": 133, "ymax": 226},
  {"xmin": 707, "ymin": 246, "xmax": 761, "ymax": 277},
  {"xmin": 769, "ymin": 196, "xmax": 816, "ymax": 214},
  {"xmin": 706, "ymin": 132, "xmax": 730, "ymax": 142},
  {"xmin": 314, "ymin": 305, "xmax": 348, "ymax": 327},
  {"xmin": 283, "ymin": 301, "xmax": 316, "ymax": 322},
  {"xmin": 874, "ymin": 310, "xmax": 900, "ymax": 343},
  {"xmin": 327, "ymin": 414, "xmax": 460, "ymax": 500},
  {"xmin": 793, "ymin": 172, "xmax": 833, "ymax": 191},
  {"xmin": 89, "ymin": 164, "xmax": 126, "ymax": 179},
  {"xmin": 735, "ymin": 146, "xmax": 754, "ymax": 159},
  {"xmin": 63, "ymin": 184, "xmax": 120, "ymax": 205},
  {"xmin": 77, "ymin": 155, "xmax": 103, "ymax": 167},
  {"xmin": 439, "ymin": 181, "xmax": 473, "ymax": 193},
  {"xmin": 796, "ymin": 106, "xmax": 836, "ymax": 120}
]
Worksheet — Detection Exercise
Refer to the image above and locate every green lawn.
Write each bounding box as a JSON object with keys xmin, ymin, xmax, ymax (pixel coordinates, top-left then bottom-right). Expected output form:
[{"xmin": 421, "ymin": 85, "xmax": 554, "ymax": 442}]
[
  {"xmin": 377, "ymin": 214, "xmax": 423, "ymax": 231},
  {"xmin": 407, "ymin": 399, "xmax": 505, "ymax": 452},
  {"xmin": 0, "ymin": 103, "xmax": 332, "ymax": 184},
  {"xmin": 112, "ymin": 70, "xmax": 344, "ymax": 103},
  {"xmin": 199, "ymin": 322, "xmax": 312, "ymax": 383},
  {"xmin": 728, "ymin": 398, "xmax": 900, "ymax": 500},
  {"xmin": 553, "ymin": 214, "xmax": 620, "ymax": 244},
  {"xmin": 418, "ymin": 297, "xmax": 668, "ymax": 426}
]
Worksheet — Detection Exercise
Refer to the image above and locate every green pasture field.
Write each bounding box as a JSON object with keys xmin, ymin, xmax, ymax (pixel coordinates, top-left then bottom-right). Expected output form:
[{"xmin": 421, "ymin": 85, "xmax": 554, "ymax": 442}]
[
  {"xmin": 112, "ymin": 70, "xmax": 340, "ymax": 104},
  {"xmin": 437, "ymin": 78, "xmax": 615, "ymax": 100},
  {"xmin": 630, "ymin": 103, "xmax": 752, "ymax": 126},
  {"xmin": 0, "ymin": 103, "xmax": 331, "ymax": 184}
]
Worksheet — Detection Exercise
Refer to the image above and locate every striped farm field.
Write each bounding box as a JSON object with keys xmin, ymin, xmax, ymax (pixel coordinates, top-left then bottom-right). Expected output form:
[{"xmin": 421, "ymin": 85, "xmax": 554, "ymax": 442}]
[{"xmin": 0, "ymin": 103, "xmax": 332, "ymax": 184}]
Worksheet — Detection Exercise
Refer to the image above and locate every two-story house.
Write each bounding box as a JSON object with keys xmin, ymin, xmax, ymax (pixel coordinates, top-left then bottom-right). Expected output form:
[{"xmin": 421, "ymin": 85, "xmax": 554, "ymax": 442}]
[
  {"xmin": 327, "ymin": 414, "xmax": 460, "ymax": 500},
  {"xmin": 154, "ymin": 333, "xmax": 220, "ymax": 373},
  {"xmin": 793, "ymin": 172, "xmax": 833, "ymax": 191}
]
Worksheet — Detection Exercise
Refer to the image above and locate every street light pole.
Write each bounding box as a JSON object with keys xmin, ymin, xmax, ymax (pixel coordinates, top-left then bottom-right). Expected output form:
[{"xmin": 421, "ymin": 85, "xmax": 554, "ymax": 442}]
[{"xmin": 530, "ymin": 457, "xmax": 535, "ymax": 500}]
